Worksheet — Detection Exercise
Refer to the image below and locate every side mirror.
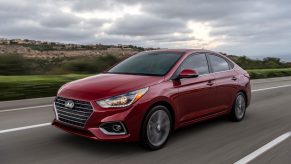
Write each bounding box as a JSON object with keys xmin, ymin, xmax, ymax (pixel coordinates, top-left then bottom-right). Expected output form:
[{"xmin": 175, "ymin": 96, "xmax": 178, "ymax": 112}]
[{"xmin": 177, "ymin": 69, "xmax": 199, "ymax": 79}]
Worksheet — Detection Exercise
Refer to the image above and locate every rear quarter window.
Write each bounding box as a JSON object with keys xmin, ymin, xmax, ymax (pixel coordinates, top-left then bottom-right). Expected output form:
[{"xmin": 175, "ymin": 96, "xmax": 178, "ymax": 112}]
[{"xmin": 208, "ymin": 54, "xmax": 230, "ymax": 72}]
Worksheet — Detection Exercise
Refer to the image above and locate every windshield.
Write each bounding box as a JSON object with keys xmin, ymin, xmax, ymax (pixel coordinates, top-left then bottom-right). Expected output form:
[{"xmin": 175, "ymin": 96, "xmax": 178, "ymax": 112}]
[{"xmin": 108, "ymin": 51, "xmax": 183, "ymax": 76}]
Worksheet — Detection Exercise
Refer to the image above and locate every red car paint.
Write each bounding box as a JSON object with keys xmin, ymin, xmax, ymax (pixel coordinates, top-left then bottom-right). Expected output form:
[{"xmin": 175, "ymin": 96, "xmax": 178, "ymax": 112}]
[{"xmin": 52, "ymin": 49, "xmax": 251, "ymax": 142}]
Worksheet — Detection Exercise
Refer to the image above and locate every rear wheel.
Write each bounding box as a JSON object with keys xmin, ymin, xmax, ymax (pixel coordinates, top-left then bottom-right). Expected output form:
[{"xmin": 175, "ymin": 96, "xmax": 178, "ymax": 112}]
[
  {"xmin": 229, "ymin": 92, "xmax": 246, "ymax": 122},
  {"xmin": 141, "ymin": 105, "xmax": 172, "ymax": 150}
]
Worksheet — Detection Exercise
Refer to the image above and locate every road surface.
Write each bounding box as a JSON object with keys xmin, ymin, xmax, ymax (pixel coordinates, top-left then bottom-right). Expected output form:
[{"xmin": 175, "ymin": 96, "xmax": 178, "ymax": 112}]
[{"xmin": 1, "ymin": 76, "xmax": 291, "ymax": 164}]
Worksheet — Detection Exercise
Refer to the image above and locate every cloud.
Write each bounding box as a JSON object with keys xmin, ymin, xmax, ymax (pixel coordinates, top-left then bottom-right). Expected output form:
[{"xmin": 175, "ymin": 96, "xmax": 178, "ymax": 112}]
[
  {"xmin": 40, "ymin": 12, "xmax": 81, "ymax": 28},
  {"xmin": 106, "ymin": 14, "xmax": 190, "ymax": 36},
  {"xmin": 66, "ymin": 0, "xmax": 116, "ymax": 12},
  {"xmin": 0, "ymin": 0, "xmax": 291, "ymax": 56}
]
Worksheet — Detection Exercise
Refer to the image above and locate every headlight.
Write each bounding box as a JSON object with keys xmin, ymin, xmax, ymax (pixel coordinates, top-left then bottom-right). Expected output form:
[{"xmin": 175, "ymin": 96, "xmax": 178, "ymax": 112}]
[{"xmin": 97, "ymin": 87, "xmax": 149, "ymax": 108}]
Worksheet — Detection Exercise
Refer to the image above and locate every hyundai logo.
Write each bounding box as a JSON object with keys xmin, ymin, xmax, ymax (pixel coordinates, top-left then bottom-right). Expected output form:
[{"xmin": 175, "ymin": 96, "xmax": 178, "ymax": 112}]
[{"xmin": 64, "ymin": 100, "xmax": 74, "ymax": 109}]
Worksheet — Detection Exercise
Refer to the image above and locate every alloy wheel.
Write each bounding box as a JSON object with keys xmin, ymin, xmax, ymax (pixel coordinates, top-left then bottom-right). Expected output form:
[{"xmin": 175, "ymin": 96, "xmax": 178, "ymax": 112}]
[
  {"xmin": 235, "ymin": 94, "xmax": 246, "ymax": 120},
  {"xmin": 146, "ymin": 110, "xmax": 171, "ymax": 147}
]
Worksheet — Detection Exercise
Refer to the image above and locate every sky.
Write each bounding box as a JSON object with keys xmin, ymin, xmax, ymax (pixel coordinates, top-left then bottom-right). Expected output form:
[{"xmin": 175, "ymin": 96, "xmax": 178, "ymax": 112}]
[{"xmin": 0, "ymin": 0, "xmax": 291, "ymax": 58}]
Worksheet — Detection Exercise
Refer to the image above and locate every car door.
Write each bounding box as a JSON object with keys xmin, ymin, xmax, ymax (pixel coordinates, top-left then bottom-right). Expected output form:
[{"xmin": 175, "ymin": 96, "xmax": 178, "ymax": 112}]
[
  {"xmin": 207, "ymin": 53, "xmax": 239, "ymax": 111},
  {"xmin": 173, "ymin": 53, "xmax": 217, "ymax": 123}
]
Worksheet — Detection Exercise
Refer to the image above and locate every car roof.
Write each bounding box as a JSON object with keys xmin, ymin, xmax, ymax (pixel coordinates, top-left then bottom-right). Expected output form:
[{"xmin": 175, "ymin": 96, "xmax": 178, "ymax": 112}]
[{"xmin": 146, "ymin": 49, "xmax": 218, "ymax": 54}]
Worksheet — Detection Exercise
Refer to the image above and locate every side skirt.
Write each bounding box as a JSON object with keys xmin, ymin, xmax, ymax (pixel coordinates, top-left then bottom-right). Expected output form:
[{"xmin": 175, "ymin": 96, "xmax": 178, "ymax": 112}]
[{"xmin": 176, "ymin": 110, "xmax": 230, "ymax": 129}]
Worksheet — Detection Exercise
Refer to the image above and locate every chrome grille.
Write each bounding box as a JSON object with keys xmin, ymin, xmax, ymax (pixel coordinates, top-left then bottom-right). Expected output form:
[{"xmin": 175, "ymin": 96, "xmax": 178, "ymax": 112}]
[{"xmin": 54, "ymin": 97, "xmax": 93, "ymax": 128}]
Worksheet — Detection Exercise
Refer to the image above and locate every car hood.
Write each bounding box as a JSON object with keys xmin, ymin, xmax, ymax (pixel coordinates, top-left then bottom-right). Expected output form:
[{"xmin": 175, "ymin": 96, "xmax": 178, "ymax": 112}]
[{"xmin": 58, "ymin": 73, "xmax": 164, "ymax": 101}]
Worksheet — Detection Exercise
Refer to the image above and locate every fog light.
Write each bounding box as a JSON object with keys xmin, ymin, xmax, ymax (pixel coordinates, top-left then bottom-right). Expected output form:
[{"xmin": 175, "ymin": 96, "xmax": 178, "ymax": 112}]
[
  {"xmin": 112, "ymin": 124, "xmax": 122, "ymax": 132},
  {"xmin": 100, "ymin": 122, "xmax": 127, "ymax": 135}
]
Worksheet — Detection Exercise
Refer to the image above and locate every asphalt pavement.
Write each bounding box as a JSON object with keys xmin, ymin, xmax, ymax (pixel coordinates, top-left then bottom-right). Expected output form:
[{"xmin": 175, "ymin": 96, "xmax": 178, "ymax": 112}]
[{"xmin": 1, "ymin": 76, "xmax": 291, "ymax": 164}]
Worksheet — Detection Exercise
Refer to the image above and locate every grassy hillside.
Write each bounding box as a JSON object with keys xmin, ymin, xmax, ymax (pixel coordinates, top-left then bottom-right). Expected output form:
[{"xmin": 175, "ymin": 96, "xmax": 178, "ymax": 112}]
[
  {"xmin": 0, "ymin": 74, "xmax": 89, "ymax": 101},
  {"xmin": 247, "ymin": 68, "xmax": 291, "ymax": 79}
]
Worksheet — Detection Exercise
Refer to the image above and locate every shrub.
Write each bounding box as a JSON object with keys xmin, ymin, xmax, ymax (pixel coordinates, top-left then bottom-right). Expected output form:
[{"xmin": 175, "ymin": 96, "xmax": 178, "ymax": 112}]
[
  {"xmin": 247, "ymin": 68, "xmax": 291, "ymax": 79},
  {"xmin": 61, "ymin": 55, "xmax": 121, "ymax": 74},
  {"xmin": 0, "ymin": 54, "xmax": 30, "ymax": 75},
  {"xmin": 0, "ymin": 53, "xmax": 123, "ymax": 75}
]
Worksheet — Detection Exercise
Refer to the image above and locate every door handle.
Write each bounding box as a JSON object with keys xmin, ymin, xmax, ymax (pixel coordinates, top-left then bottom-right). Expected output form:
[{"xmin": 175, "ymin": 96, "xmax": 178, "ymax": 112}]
[
  {"xmin": 206, "ymin": 80, "xmax": 214, "ymax": 86},
  {"xmin": 231, "ymin": 76, "xmax": 237, "ymax": 81}
]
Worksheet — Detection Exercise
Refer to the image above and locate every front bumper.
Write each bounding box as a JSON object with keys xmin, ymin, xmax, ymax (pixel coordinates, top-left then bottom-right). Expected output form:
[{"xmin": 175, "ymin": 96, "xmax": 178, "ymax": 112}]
[
  {"xmin": 52, "ymin": 120, "xmax": 131, "ymax": 141},
  {"xmin": 52, "ymin": 96, "xmax": 149, "ymax": 142}
]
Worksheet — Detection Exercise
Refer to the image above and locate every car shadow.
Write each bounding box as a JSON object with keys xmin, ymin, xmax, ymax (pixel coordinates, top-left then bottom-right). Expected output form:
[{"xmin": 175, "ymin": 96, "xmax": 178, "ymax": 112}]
[
  {"xmin": 54, "ymin": 133, "xmax": 146, "ymax": 155},
  {"xmin": 53, "ymin": 115, "xmax": 246, "ymax": 154}
]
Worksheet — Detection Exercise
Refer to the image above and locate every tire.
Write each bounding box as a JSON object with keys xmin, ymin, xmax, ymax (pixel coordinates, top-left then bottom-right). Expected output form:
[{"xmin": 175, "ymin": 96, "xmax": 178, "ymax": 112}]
[
  {"xmin": 229, "ymin": 92, "xmax": 247, "ymax": 122},
  {"xmin": 141, "ymin": 105, "xmax": 172, "ymax": 150}
]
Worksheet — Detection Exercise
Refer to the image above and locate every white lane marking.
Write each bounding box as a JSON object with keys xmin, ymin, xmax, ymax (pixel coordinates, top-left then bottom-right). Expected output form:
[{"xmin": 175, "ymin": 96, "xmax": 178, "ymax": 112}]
[
  {"xmin": 252, "ymin": 84, "xmax": 291, "ymax": 92},
  {"xmin": 0, "ymin": 123, "xmax": 51, "ymax": 134},
  {"xmin": 0, "ymin": 104, "xmax": 52, "ymax": 113},
  {"xmin": 235, "ymin": 132, "xmax": 291, "ymax": 164}
]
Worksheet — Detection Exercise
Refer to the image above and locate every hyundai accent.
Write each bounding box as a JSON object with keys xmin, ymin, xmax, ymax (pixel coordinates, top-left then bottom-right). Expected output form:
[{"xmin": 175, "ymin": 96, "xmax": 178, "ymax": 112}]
[{"xmin": 52, "ymin": 49, "xmax": 251, "ymax": 150}]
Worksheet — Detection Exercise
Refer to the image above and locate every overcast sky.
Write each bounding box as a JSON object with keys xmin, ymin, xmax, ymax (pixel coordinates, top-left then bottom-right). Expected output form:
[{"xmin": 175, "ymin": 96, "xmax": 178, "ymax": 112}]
[{"xmin": 0, "ymin": 0, "xmax": 291, "ymax": 57}]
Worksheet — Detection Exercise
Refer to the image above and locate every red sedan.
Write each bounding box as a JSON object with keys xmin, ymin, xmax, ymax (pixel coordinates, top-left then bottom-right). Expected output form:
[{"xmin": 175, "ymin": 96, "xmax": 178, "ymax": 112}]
[{"xmin": 52, "ymin": 49, "xmax": 251, "ymax": 150}]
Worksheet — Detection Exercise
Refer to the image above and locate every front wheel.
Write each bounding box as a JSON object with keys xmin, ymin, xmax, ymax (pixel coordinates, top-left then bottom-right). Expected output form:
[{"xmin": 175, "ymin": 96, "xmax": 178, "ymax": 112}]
[
  {"xmin": 141, "ymin": 105, "xmax": 172, "ymax": 150},
  {"xmin": 229, "ymin": 92, "xmax": 247, "ymax": 122}
]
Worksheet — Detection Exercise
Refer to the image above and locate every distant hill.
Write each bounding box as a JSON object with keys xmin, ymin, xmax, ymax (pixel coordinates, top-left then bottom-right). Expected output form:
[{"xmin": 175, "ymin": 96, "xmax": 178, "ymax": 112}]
[
  {"xmin": 1, "ymin": 38, "xmax": 290, "ymax": 70},
  {"xmin": 0, "ymin": 38, "xmax": 154, "ymax": 58}
]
